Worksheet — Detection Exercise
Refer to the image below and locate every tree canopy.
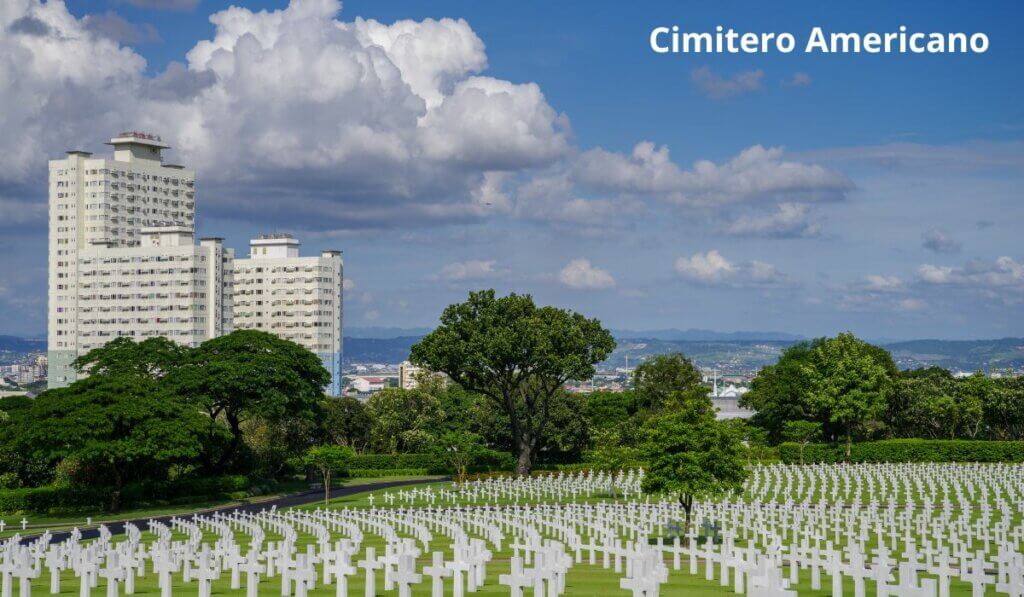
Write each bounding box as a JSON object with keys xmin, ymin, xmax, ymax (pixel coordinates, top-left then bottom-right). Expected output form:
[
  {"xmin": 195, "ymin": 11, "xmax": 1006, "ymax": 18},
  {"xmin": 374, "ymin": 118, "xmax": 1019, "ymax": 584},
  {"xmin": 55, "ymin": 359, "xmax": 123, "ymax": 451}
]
[
  {"xmin": 640, "ymin": 389, "xmax": 747, "ymax": 530},
  {"xmin": 410, "ymin": 290, "xmax": 615, "ymax": 474}
]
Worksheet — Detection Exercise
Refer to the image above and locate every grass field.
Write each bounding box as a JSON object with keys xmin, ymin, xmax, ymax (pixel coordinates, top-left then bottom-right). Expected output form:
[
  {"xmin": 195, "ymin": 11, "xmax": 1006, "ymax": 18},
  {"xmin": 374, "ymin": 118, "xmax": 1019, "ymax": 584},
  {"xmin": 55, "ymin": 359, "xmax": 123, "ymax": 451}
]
[{"xmin": 3, "ymin": 467, "xmax": 1014, "ymax": 596}]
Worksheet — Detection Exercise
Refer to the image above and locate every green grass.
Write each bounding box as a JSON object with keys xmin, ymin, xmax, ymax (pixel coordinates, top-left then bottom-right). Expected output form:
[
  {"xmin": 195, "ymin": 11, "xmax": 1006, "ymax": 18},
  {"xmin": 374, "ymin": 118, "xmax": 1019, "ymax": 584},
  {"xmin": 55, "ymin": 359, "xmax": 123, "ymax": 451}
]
[
  {"xmin": 4, "ymin": 470, "xmax": 1011, "ymax": 595},
  {"xmin": 0, "ymin": 476, "xmax": 444, "ymax": 539}
]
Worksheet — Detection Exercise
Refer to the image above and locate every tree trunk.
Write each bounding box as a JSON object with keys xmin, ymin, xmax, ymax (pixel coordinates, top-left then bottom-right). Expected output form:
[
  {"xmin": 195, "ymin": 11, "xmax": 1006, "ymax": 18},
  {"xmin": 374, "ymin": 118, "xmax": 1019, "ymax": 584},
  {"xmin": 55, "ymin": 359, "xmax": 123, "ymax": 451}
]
[
  {"xmin": 680, "ymin": 494, "xmax": 693, "ymax": 535},
  {"xmin": 845, "ymin": 432, "xmax": 852, "ymax": 462},
  {"xmin": 110, "ymin": 466, "xmax": 123, "ymax": 512},
  {"xmin": 324, "ymin": 470, "xmax": 331, "ymax": 507},
  {"xmin": 799, "ymin": 443, "xmax": 805, "ymax": 465},
  {"xmin": 516, "ymin": 443, "xmax": 533, "ymax": 477}
]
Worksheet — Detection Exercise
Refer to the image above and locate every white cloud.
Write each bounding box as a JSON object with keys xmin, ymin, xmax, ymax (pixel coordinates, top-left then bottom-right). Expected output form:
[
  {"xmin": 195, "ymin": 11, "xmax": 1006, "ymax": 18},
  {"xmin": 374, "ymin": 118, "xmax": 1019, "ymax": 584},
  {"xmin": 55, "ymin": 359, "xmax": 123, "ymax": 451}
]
[
  {"xmin": 690, "ymin": 67, "xmax": 763, "ymax": 99},
  {"xmin": 863, "ymin": 275, "xmax": 905, "ymax": 293},
  {"xmin": 574, "ymin": 143, "xmax": 852, "ymax": 206},
  {"xmin": 342, "ymin": 278, "xmax": 356, "ymax": 291},
  {"xmin": 82, "ymin": 11, "xmax": 160, "ymax": 44},
  {"xmin": 675, "ymin": 250, "xmax": 788, "ymax": 287},
  {"xmin": 675, "ymin": 250, "xmax": 736, "ymax": 283},
  {"xmin": 559, "ymin": 259, "xmax": 616, "ymax": 290},
  {"xmin": 438, "ymin": 260, "xmax": 505, "ymax": 282},
  {"xmin": 921, "ymin": 228, "xmax": 962, "ymax": 254},
  {"xmin": 897, "ymin": 298, "xmax": 927, "ymax": 312},
  {"xmin": 918, "ymin": 257, "xmax": 1024, "ymax": 288},
  {"xmin": 722, "ymin": 202, "xmax": 822, "ymax": 238},
  {"xmin": 0, "ymin": 0, "xmax": 572, "ymax": 232},
  {"xmin": 784, "ymin": 72, "xmax": 812, "ymax": 87}
]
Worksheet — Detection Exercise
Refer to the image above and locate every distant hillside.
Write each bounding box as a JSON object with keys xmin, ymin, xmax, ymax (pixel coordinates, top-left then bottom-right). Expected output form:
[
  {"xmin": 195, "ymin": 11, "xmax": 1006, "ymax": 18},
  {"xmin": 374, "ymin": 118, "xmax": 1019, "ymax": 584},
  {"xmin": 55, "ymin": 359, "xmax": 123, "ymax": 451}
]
[
  {"xmin": 612, "ymin": 329, "xmax": 804, "ymax": 342},
  {"xmin": 0, "ymin": 336, "xmax": 46, "ymax": 353},
  {"xmin": 346, "ymin": 326, "xmax": 432, "ymax": 339},
  {"xmin": 884, "ymin": 337, "xmax": 1024, "ymax": 371},
  {"xmin": 343, "ymin": 336, "xmax": 421, "ymax": 365}
]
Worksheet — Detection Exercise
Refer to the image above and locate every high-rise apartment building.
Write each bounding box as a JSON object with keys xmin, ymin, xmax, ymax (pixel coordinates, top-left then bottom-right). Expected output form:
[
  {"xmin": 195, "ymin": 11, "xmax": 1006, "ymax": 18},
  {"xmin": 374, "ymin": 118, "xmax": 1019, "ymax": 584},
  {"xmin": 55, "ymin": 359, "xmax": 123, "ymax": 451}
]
[
  {"xmin": 76, "ymin": 227, "xmax": 233, "ymax": 355},
  {"xmin": 233, "ymin": 235, "xmax": 344, "ymax": 394},
  {"xmin": 48, "ymin": 133, "xmax": 344, "ymax": 392},
  {"xmin": 49, "ymin": 132, "xmax": 198, "ymax": 387}
]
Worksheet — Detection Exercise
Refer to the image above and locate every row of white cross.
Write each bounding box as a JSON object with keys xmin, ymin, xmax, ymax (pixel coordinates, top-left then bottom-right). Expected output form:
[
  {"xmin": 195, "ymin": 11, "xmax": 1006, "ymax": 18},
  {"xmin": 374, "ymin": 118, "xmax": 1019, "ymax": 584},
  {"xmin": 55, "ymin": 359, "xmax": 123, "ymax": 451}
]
[{"xmin": 1, "ymin": 463, "xmax": 1023, "ymax": 595}]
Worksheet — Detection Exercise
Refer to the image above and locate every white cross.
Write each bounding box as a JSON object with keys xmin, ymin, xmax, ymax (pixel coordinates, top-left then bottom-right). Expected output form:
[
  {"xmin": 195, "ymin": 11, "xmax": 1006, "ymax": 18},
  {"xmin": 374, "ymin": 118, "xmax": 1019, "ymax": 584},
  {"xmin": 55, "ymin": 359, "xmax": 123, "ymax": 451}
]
[
  {"xmin": 356, "ymin": 548, "xmax": 383, "ymax": 597},
  {"xmin": 423, "ymin": 552, "xmax": 452, "ymax": 597},
  {"xmin": 394, "ymin": 554, "xmax": 422, "ymax": 597}
]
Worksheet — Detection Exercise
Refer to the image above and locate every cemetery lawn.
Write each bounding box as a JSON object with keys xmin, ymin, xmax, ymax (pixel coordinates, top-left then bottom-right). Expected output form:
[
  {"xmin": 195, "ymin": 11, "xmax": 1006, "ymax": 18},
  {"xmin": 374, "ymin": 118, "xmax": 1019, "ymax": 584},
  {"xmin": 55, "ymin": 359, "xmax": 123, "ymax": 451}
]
[{"xmin": 0, "ymin": 476, "xmax": 443, "ymax": 540}]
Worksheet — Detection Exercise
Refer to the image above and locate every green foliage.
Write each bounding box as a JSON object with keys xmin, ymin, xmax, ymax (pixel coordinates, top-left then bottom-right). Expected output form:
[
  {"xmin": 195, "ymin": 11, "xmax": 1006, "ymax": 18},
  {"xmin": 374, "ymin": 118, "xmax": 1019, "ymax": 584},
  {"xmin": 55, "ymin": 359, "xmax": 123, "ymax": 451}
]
[
  {"xmin": 304, "ymin": 444, "xmax": 355, "ymax": 505},
  {"xmin": 783, "ymin": 420, "xmax": 823, "ymax": 465},
  {"xmin": 410, "ymin": 290, "xmax": 615, "ymax": 474},
  {"xmin": 73, "ymin": 336, "xmax": 187, "ymax": 379},
  {"xmin": 346, "ymin": 468, "xmax": 431, "ymax": 478},
  {"xmin": 640, "ymin": 389, "xmax": 747, "ymax": 529},
  {"xmin": 0, "ymin": 475, "xmax": 255, "ymax": 515},
  {"xmin": 12, "ymin": 375, "xmax": 208, "ymax": 510},
  {"xmin": 779, "ymin": 439, "xmax": 1024, "ymax": 464},
  {"xmin": 632, "ymin": 353, "xmax": 703, "ymax": 411},
  {"xmin": 168, "ymin": 330, "xmax": 330, "ymax": 472},
  {"xmin": 803, "ymin": 332, "xmax": 896, "ymax": 455},
  {"xmin": 365, "ymin": 388, "xmax": 442, "ymax": 453},
  {"xmin": 431, "ymin": 431, "xmax": 489, "ymax": 480},
  {"xmin": 321, "ymin": 396, "xmax": 372, "ymax": 452}
]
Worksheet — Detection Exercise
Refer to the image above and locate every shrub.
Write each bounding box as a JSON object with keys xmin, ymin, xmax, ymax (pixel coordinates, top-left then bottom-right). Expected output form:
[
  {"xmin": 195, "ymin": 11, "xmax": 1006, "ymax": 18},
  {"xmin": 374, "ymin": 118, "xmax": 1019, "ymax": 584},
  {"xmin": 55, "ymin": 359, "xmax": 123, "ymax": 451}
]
[
  {"xmin": 346, "ymin": 468, "xmax": 431, "ymax": 478},
  {"xmin": 779, "ymin": 439, "xmax": 1024, "ymax": 464}
]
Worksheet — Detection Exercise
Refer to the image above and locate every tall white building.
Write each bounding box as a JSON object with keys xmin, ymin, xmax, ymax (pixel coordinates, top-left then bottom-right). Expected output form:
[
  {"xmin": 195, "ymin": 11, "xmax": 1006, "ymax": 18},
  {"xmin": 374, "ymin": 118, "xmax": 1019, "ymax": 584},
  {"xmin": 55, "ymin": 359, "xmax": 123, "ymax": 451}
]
[
  {"xmin": 233, "ymin": 235, "xmax": 344, "ymax": 394},
  {"xmin": 76, "ymin": 227, "xmax": 233, "ymax": 355},
  {"xmin": 48, "ymin": 132, "xmax": 197, "ymax": 387}
]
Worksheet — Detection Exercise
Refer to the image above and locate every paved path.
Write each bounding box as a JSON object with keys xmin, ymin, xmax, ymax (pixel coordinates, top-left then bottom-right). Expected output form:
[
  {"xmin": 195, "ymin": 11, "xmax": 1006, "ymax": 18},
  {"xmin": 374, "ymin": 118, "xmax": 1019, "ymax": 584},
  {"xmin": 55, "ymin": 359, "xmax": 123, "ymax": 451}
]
[{"xmin": 20, "ymin": 477, "xmax": 443, "ymax": 545}]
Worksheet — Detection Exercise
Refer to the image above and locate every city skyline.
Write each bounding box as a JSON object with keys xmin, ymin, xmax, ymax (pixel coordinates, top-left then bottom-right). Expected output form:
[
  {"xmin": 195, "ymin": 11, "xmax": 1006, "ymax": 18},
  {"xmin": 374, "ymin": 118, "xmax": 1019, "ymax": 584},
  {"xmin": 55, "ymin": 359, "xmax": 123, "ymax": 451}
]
[{"xmin": 1, "ymin": 0, "xmax": 1022, "ymax": 340}]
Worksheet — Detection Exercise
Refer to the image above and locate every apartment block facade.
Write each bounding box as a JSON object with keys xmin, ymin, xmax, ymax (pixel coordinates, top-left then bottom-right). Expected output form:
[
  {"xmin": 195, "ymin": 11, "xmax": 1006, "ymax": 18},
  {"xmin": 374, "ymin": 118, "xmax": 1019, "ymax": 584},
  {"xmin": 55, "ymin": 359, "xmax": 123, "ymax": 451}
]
[
  {"xmin": 233, "ymin": 235, "xmax": 344, "ymax": 395},
  {"xmin": 48, "ymin": 133, "xmax": 343, "ymax": 392},
  {"xmin": 48, "ymin": 133, "xmax": 197, "ymax": 387}
]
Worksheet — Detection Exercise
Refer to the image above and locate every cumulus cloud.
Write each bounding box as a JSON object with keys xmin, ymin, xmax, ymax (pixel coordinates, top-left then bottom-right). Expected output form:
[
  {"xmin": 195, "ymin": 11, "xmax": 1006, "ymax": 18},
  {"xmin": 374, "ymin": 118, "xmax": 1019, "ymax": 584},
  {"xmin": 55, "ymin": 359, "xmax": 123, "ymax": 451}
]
[
  {"xmin": 0, "ymin": 0, "xmax": 573, "ymax": 232},
  {"xmin": 83, "ymin": 11, "xmax": 160, "ymax": 44},
  {"xmin": 574, "ymin": 143, "xmax": 852, "ymax": 206},
  {"xmin": 922, "ymin": 228, "xmax": 962, "ymax": 254},
  {"xmin": 674, "ymin": 250, "xmax": 788, "ymax": 287},
  {"xmin": 918, "ymin": 257, "xmax": 1024, "ymax": 288},
  {"xmin": 691, "ymin": 67, "xmax": 763, "ymax": 99},
  {"xmin": 722, "ymin": 202, "xmax": 822, "ymax": 238},
  {"xmin": 437, "ymin": 260, "xmax": 506, "ymax": 282},
  {"xmin": 863, "ymin": 275, "xmax": 905, "ymax": 293},
  {"xmin": 559, "ymin": 259, "xmax": 616, "ymax": 290}
]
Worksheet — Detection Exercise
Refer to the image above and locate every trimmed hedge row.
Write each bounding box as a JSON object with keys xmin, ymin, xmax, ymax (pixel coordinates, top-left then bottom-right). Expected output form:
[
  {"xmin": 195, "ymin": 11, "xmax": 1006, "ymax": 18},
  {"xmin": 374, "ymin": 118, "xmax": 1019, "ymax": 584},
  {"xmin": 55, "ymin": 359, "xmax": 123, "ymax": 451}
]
[
  {"xmin": 0, "ymin": 475, "xmax": 259, "ymax": 515},
  {"xmin": 347, "ymin": 452, "xmax": 515, "ymax": 474},
  {"xmin": 780, "ymin": 439, "xmax": 1024, "ymax": 464},
  {"xmin": 347, "ymin": 468, "xmax": 430, "ymax": 478}
]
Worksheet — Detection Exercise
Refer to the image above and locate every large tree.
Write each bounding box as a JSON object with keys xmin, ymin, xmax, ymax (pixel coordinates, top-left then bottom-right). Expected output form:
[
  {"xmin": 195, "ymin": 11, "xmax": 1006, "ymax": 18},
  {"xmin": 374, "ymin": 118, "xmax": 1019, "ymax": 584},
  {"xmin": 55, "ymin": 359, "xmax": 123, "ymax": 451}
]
[
  {"xmin": 14, "ymin": 375, "xmax": 208, "ymax": 510},
  {"xmin": 632, "ymin": 353, "xmax": 703, "ymax": 411},
  {"xmin": 73, "ymin": 336, "xmax": 188, "ymax": 379},
  {"xmin": 410, "ymin": 290, "xmax": 615, "ymax": 475},
  {"xmin": 802, "ymin": 332, "xmax": 896, "ymax": 458},
  {"xmin": 321, "ymin": 396, "xmax": 373, "ymax": 452},
  {"xmin": 365, "ymin": 388, "xmax": 442, "ymax": 453},
  {"xmin": 740, "ymin": 341, "xmax": 818, "ymax": 444},
  {"xmin": 167, "ymin": 330, "xmax": 330, "ymax": 472},
  {"xmin": 640, "ymin": 390, "xmax": 747, "ymax": 532}
]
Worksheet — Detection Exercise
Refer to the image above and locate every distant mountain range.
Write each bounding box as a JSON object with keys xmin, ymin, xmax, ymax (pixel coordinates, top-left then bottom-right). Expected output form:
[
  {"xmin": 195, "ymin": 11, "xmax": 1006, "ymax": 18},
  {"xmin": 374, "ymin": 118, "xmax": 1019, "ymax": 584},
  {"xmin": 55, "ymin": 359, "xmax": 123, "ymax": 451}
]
[
  {"xmin": 611, "ymin": 328, "xmax": 805, "ymax": 342},
  {"xmin": 2, "ymin": 333, "xmax": 1021, "ymax": 374},
  {"xmin": 0, "ymin": 335, "xmax": 46, "ymax": 353}
]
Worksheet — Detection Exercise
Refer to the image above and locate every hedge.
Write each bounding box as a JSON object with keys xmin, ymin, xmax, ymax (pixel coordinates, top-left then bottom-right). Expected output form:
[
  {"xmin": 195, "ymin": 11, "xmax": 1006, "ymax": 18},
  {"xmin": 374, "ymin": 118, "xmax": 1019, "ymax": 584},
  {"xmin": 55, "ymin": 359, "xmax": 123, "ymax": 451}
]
[
  {"xmin": 779, "ymin": 439, "xmax": 1024, "ymax": 464},
  {"xmin": 347, "ymin": 468, "xmax": 431, "ymax": 478},
  {"xmin": 0, "ymin": 475, "xmax": 260, "ymax": 515},
  {"xmin": 348, "ymin": 452, "xmax": 516, "ymax": 474}
]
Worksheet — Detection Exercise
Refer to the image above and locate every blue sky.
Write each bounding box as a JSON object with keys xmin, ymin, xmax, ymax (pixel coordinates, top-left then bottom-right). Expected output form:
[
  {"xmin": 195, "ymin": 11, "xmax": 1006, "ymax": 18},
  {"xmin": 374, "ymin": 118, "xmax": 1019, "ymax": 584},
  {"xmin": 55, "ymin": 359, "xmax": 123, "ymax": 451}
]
[{"xmin": 1, "ymin": 0, "xmax": 1021, "ymax": 339}]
